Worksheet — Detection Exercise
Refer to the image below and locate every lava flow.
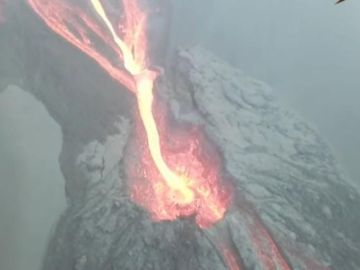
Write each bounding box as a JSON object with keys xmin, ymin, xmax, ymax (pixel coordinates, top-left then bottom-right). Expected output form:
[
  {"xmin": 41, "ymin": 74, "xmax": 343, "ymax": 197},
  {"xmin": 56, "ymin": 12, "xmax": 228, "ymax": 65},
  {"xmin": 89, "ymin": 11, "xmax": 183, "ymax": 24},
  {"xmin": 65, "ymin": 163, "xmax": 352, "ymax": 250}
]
[
  {"xmin": 90, "ymin": 0, "xmax": 232, "ymax": 227},
  {"xmin": 26, "ymin": 0, "xmax": 295, "ymax": 269},
  {"xmin": 28, "ymin": 0, "xmax": 231, "ymax": 228}
]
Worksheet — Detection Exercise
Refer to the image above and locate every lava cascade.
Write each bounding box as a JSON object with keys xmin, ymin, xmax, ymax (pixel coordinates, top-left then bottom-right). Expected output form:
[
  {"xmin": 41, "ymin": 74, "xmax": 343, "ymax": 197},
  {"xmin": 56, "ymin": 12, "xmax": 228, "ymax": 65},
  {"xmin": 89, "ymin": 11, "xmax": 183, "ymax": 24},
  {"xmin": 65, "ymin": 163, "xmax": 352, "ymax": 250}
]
[
  {"xmin": 26, "ymin": 1, "xmax": 299, "ymax": 269},
  {"xmin": 27, "ymin": 0, "xmax": 231, "ymax": 228}
]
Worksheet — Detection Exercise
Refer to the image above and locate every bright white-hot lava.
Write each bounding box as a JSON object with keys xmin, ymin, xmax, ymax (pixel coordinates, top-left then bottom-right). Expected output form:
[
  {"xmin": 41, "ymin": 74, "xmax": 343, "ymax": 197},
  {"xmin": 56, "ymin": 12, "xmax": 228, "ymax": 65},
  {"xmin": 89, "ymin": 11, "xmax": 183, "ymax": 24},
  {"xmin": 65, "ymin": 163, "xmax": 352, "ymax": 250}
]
[{"xmin": 90, "ymin": 0, "xmax": 195, "ymax": 205}]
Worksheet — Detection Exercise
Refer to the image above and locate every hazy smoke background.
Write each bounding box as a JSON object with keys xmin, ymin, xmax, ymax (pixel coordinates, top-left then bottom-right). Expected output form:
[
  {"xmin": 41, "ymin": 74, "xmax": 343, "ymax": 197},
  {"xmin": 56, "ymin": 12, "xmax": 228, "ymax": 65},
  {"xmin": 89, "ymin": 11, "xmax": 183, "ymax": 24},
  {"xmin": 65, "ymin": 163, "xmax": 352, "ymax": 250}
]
[
  {"xmin": 0, "ymin": 86, "xmax": 66, "ymax": 270},
  {"xmin": 170, "ymin": 0, "xmax": 360, "ymax": 184}
]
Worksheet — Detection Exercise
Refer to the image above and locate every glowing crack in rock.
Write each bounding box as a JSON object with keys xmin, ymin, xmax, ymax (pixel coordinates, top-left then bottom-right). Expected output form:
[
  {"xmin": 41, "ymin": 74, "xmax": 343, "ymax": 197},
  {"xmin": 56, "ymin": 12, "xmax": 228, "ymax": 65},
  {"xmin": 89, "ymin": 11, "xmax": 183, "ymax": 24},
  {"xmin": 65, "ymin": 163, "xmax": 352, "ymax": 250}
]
[{"xmin": 248, "ymin": 217, "xmax": 291, "ymax": 270}]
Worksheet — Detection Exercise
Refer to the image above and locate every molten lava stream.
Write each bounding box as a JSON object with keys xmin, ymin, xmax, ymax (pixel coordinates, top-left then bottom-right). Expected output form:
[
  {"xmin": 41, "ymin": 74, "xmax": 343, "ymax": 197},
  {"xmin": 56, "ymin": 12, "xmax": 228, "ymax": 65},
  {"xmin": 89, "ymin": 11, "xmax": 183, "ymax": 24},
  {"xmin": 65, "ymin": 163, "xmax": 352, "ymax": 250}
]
[
  {"xmin": 90, "ymin": 0, "xmax": 195, "ymax": 205},
  {"xmin": 248, "ymin": 217, "xmax": 292, "ymax": 270},
  {"xmin": 28, "ymin": 0, "xmax": 229, "ymax": 228},
  {"xmin": 26, "ymin": 0, "xmax": 296, "ymax": 269},
  {"xmin": 221, "ymin": 246, "xmax": 242, "ymax": 270}
]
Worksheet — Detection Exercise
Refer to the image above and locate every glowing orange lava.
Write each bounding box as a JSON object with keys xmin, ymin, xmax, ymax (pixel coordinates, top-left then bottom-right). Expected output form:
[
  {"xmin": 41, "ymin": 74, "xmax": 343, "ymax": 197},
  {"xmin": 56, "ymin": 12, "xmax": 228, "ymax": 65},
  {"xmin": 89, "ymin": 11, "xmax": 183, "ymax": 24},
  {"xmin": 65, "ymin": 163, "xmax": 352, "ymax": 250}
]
[
  {"xmin": 221, "ymin": 246, "xmax": 242, "ymax": 270},
  {"xmin": 90, "ymin": 0, "xmax": 218, "ymax": 212},
  {"xmin": 249, "ymin": 217, "xmax": 291, "ymax": 270},
  {"xmin": 27, "ymin": 0, "xmax": 230, "ymax": 228},
  {"xmin": 128, "ymin": 111, "xmax": 231, "ymax": 227},
  {"xmin": 28, "ymin": 0, "xmax": 135, "ymax": 92}
]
